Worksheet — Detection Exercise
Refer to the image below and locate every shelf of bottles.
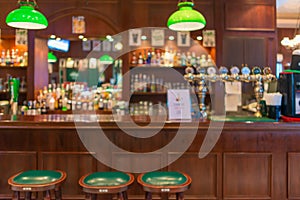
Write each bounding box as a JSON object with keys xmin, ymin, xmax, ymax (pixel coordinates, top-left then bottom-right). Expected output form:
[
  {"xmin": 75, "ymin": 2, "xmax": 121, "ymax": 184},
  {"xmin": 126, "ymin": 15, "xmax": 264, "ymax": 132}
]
[
  {"xmin": 0, "ymin": 75, "xmax": 27, "ymax": 95},
  {"xmin": 20, "ymin": 82, "xmax": 124, "ymax": 115},
  {"xmin": 130, "ymin": 47, "xmax": 214, "ymax": 68},
  {"xmin": 0, "ymin": 48, "xmax": 28, "ymax": 67},
  {"xmin": 129, "ymin": 48, "xmax": 215, "ymax": 96},
  {"xmin": 0, "ymin": 48, "xmax": 28, "ymax": 99}
]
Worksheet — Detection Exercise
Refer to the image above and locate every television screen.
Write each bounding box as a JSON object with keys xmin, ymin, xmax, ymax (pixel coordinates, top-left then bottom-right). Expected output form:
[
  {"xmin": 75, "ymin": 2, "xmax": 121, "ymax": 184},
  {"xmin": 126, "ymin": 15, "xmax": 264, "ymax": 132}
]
[{"xmin": 47, "ymin": 39, "xmax": 70, "ymax": 52}]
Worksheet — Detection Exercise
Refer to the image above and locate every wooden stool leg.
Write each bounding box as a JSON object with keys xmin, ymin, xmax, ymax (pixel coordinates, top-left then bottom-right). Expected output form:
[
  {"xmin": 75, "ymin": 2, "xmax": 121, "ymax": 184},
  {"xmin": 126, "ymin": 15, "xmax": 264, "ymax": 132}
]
[
  {"xmin": 85, "ymin": 193, "xmax": 97, "ymax": 200},
  {"xmin": 35, "ymin": 192, "xmax": 38, "ymax": 200},
  {"xmin": 55, "ymin": 187, "xmax": 62, "ymax": 200},
  {"xmin": 118, "ymin": 192, "xmax": 124, "ymax": 200},
  {"xmin": 43, "ymin": 190, "xmax": 51, "ymax": 200},
  {"xmin": 145, "ymin": 191, "xmax": 152, "ymax": 200},
  {"xmin": 25, "ymin": 192, "xmax": 32, "ymax": 200},
  {"xmin": 12, "ymin": 191, "xmax": 20, "ymax": 200},
  {"xmin": 123, "ymin": 191, "xmax": 128, "ymax": 200},
  {"xmin": 91, "ymin": 194, "xmax": 97, "ymax": 200},
  {"xmin": 161, "ymin": 193, "xmax": 169, "ymax": 200},
  {"xmin": 176, "ymin": 192, "xmax": 184, "ymax": 200},
  {"xmin": 85, "ymin": 193, "xmax": 91, "ymax": 200}
]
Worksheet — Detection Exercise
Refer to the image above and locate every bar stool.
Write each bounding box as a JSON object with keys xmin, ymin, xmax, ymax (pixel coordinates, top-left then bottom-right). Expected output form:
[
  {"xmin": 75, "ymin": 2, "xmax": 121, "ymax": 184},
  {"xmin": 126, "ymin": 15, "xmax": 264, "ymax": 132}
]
[
  {"xmin": 8, "ymin": 170, "xmax": 67, "ymax": 200},
  {"xmin": 137, "ymin": 171, "xmax": 192, "ymax": 200},
  {"xmin": 79, "ymin": 171, "xmax": 134, "ymax": 200}
]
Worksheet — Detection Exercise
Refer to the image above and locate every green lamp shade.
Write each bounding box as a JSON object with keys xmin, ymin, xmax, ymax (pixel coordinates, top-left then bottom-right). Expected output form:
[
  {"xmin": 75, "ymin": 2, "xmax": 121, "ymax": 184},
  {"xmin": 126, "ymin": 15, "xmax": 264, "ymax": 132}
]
[
  {"xmin": 48, "ymin": 52, "xmax": 57, "ymax": 63},
  {"xmin": 167, "ymin": 2, "xmax": 206, "ymax": 31},
  {"xmin": 99, "ymin": 54, "xmax": 114, "ymax": 64},
  {"xmin": 6, "ymin": 5, "xmax": 48, "ymax": 30}
]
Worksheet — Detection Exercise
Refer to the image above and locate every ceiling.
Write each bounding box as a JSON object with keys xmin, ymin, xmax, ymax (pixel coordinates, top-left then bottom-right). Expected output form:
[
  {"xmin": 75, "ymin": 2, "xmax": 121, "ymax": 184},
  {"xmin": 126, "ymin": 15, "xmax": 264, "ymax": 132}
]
[{"xmin": 277, "ymin": 0, "xmax": 300, "ymax": 28}]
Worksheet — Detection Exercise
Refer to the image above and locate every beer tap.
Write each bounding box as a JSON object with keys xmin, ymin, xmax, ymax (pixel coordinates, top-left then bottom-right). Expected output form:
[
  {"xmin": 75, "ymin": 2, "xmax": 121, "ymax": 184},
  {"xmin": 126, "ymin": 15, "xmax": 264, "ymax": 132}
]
[
  {"xmin": 251, "ymin": 67, "xmax": 264, "ymax": 117},
  {"xmin": 230, "ymin": 66, "xmax": 241, "ymax": 81},
  {"xmin": 219, "ymin": 66, "xmax": 229, "ymax": 82}
]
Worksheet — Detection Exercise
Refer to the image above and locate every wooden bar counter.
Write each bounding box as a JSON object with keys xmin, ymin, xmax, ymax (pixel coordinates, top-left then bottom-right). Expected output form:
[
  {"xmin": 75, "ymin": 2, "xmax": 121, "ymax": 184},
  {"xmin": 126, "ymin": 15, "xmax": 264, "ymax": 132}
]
[{"xmin": 0, "ymin": 114, "xmax": 300, "ymax": 200}]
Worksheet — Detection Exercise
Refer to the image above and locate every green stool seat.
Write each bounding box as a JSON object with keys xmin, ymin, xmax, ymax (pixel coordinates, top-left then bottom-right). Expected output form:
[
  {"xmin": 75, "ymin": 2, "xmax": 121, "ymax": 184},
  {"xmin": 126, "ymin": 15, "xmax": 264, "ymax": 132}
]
[
  {"xmin": 137, "ymin": 171, "xmax": 192, "ymax": 200},
  {"xmin": 8, "ymin": 170, "xmax": 67, "ymax": 200},
  {"xmin": 141, "ymin": 171, "xmax": 188, "ymax": 186},
  {"xmin": 12, "ymin": 170, "xmax": 63, "ymax": 185},
  {"xmin": 79, "ymin": 171, "xmax": 134, "ymax": 200}
]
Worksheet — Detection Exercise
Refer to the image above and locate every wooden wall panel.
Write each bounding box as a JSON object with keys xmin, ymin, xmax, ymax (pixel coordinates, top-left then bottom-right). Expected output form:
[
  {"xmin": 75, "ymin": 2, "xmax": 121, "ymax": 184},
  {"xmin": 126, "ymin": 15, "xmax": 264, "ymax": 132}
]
[
  {"xmin": 195, "ymin": 1, "xmax": 215, "ymax": 30},
  {"xmin": 40, "ymin": 152, "xmax": 97, "ymax": 199},
  {"xmin": 168, "ymin": 153, "xmax": 220, "ymax": 199},
  {"xmin": 288, "ymin": 153, "xmax": 300, "ymax": 199},
  {"xmin": 0, "ymin": 151, "xmax": 37, "ymax": 198},
  {"xmin": 37, "ymin": 1, "xmax": 121, "ymax": 39},
  {"xmin": 223, "ymin": 153, "xmax": 272, "ymax": 199},
  {"xmin": 224, "ymin": 0, "xmax": 276, "ymax": 31}
]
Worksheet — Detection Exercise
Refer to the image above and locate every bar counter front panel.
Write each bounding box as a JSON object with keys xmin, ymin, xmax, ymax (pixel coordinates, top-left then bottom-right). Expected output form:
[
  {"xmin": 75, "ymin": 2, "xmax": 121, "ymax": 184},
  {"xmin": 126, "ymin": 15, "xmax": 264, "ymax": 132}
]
[{"xmin": 0, "ymin": 114, "xmax": 299, "ymax": 200}]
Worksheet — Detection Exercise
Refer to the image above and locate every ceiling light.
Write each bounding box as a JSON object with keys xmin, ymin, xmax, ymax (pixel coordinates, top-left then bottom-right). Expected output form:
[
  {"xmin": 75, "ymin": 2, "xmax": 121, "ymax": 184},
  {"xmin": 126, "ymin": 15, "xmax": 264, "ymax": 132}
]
[
  {"xmin": 196, "ymin": 36, "xmax": 203, "ymax": 40},
  {"xmin": 141, "ymin": 35, "xmax": 147, "ymax": 40},
  {"xmin": 78, "ymin": 35, "xmax": 84, "ymax": 40},
  {"xmin": 169, "ymin": 36, "xmax": 175, "ymax": 40},
  {"xmin": 114, "ymin": 42, "xmax": 123, "ymax": 50},
  {"xmin": 6, "ymin": 0, "xmax": 48, "ymax": 30},
  {"xmin": 82, "ymin": 38, "xmax": 87, "ymax": 41},
  {"xmin": 167, "ymin": 0, "xmax": 206, "ymax": 32},
  {"xmin": 56, "ymin": 37, "xmax": 61, "ymax": 41},
  {"xmin": 50, "ymin": 35, "xmax": 56, "ymax": 39}
]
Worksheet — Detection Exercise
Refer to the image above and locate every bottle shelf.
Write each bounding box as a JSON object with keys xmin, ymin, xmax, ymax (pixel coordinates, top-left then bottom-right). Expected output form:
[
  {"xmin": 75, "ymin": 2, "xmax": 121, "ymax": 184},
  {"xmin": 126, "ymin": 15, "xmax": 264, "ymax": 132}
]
[
  {"xmin": 132, "ymin": 92, "xmax": 167, "ymax": 96},
  {"xmin": 0, "ymin": 66, "xmax": 27, "ymax": 69},
  {"xmin": 0, "ymin": 91, "xmax": 27, "ymax": 95},
  {"xmin": 46, "ymin": 110, "xmax": 112, "ymax": 115},
  {"xmin": 130, "ymin": 65, "xmax": 186, "ymax": 69}
]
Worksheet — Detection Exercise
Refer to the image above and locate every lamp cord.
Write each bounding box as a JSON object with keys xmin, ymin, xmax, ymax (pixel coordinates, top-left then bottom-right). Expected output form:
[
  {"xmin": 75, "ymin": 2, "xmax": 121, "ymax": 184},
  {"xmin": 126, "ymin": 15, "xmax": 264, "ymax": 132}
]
[{"xmin": 17, "ymin": 0, "xmax": 37, "ymax": 7}]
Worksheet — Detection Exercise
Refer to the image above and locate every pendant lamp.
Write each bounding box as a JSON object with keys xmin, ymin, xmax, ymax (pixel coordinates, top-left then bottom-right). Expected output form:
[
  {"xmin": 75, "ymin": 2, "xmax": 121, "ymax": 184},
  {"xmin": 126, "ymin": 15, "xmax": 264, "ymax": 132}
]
[
  {"xmin": 99, "ymin": 54, "xmax": 114, "ymax": 64},
  {"xmin": 167, "ymin": 0, "xmax": 206, "ymax": 31},
  {"xmin": 48, "ymin": 52, "xmax": 57, "ymax": 63},
  {"xmin": 6, "ymin": 0, "xmax": 48, "ymax": 30}
]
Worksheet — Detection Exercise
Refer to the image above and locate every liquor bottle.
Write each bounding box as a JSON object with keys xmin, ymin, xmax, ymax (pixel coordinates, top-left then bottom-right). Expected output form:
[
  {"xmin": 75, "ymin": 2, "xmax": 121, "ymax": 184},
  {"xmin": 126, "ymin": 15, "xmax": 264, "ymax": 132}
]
[
  {"xmin": 138, "ymin": 52, "xmax": 144, "ymax": 65},
  {"xmin": 49, "ymin": 95, "xmax": 55, "ymax": 111},
  {"xmin": 186, "ymin": 52, "xmax": 192, "ymax": 65},
  {"xmin": 62, "ymin": 91, "xmax": 68, "ymax": 111},
  {"xmin": 143, "ymin": 74, "xmax": 148, "ymax": 92},
  {"xmin": 150, "ymin": 74, "xmax": 156, "ymax": 92},
  {"xmin": 1, "ymin": 50, "xmax": 5, "ymax": 66},
  {"xmin": 191, "ymin": 52, "xmax": 196, "ymax": 66},
  {"xmin": 5, "ymin": 50, "xmax": 11, "ymax": 66},
  {"xmin": 146, "ymin": 49, "xmax": 152, "ymax": 64},
  {"xmin": 131, "ymin": 51, "xmax": 137, "ymax": 65},
  {"xmin": 58, "ymin": 92, "xmax": 63, "ymax": 110},
  {"xmin": 180, "ymin": 52, "xmax": 187, "ymax": 66},
  {"xmin": 81, "ymin": 96, "xmax": 88, "ymax": 111},
  {"xmin": 98, "ymin": 95, "xmax": 104, "ymax": 110},
  {"xmin": 20, "ymin": 76, "xmax": 27, "ymax": 92},
  {"xmin": 41, "ymin": 101, "xmax": 48, "ymax": 114},
  {"xmin": 151, "ymin": 49, "xmax": 157, "ymax": 66},
  {"xmin": 160, "ymin": 52, "xmax": 165, "ymax": 66}
]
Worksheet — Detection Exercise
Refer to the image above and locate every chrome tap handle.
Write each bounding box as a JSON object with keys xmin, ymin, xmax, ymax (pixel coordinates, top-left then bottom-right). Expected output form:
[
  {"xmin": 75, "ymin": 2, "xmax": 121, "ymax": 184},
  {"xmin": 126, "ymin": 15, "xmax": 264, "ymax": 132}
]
[
  {"xmin": 241, "ymin": 66, "xmax": 251, "ymax": 82},
  {"xmin": 219, "ymin": 66, "xmax": 229, "ymax": 81},
  {"xmin": 230, "ymin": 66, "xmax": 240, "ymax": 81}
]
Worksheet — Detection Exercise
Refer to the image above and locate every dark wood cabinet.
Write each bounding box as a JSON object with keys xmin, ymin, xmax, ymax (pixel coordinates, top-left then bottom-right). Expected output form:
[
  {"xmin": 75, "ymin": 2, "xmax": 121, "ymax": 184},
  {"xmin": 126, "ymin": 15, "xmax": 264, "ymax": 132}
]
[{"xmin": 222, "ymin": 36, "xmax": 266, "ymax": 67}]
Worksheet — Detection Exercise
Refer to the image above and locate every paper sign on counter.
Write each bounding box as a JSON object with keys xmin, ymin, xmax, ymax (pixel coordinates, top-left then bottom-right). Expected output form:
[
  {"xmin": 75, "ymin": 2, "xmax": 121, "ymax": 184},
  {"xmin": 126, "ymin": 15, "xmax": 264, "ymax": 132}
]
[{"xmin": 167, "ymin": 89, "xmax": 192, "ymax": 120}]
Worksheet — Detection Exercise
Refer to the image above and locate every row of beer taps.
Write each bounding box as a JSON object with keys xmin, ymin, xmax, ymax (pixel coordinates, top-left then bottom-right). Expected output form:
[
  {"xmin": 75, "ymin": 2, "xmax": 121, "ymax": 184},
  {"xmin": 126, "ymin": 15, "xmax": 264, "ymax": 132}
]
[{"xmin": 184, "ymin": 64, "xmax": 277, "ymax": 119}]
